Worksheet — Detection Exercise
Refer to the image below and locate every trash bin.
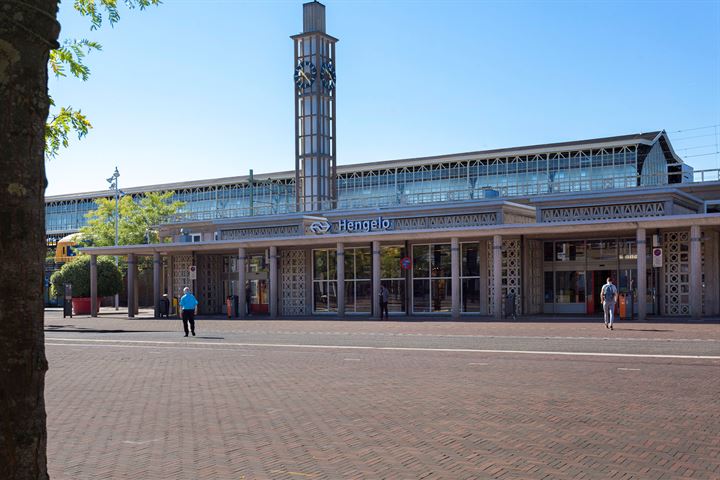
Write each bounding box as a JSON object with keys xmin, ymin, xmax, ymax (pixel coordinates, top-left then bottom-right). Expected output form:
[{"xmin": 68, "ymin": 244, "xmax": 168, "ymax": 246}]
[
  {"xmin": 618, "ymin": 293, "xmax": 634, "ymax": 320},
  {"xmin": 159, "ymin": 295, "xmax": 170, "ymax": 318},
  {"xmin": 504, "ymin": 293, "xmax": 516, "ymax": 320},
  {"xmin": 62, "ymin": 283, "xmax": 73, "ymax": 318}
]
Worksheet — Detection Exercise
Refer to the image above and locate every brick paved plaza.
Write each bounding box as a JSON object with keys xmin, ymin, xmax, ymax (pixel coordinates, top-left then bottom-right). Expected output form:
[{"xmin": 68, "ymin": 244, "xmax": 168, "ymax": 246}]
[{"xmin": 44, "ymin": 310, "xmax": 720, "ymax": 479}]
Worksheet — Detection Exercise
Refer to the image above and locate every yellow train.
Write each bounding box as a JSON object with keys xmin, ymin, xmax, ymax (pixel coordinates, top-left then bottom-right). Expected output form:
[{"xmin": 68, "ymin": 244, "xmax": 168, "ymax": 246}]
[{"xmin": 54, "ymin": 233, "xmax": 81, "ymax": 264}]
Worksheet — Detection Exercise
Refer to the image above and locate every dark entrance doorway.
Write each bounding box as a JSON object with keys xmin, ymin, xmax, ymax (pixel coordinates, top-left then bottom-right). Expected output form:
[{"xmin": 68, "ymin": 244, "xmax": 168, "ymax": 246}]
[{"xmin": 587, "ymin": 270, "xmax": 613, "ymax": 314}]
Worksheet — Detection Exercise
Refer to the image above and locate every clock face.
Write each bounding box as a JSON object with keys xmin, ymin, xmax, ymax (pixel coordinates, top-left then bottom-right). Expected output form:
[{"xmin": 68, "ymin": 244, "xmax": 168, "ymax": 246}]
[
  {"xmin": 321, "ymin": 61, "xmax": 336, "ymax": 91},
  {"xmin": 294, "ymin": 60, "xmax": 316, "ymax": 90}
]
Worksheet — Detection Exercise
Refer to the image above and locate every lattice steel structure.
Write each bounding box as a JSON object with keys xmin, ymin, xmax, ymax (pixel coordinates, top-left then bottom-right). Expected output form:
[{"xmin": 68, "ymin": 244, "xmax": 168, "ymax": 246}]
[
  {"xmin": 487, "ymin": 239, "xmax": 522, "ymax": 316},
  {"xmin": 292, "ymin": 1, "xmax": 337, "ymax": 212},
  {"xmin": 281, "ymin": 249, "xmax": 307, "ymax": 316}
]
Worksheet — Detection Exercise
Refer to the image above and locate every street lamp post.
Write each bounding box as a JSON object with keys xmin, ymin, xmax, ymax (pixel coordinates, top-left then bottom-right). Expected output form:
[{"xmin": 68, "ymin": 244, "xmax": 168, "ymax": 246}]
[{"xmin": 107, "ymin": 167, "xmax": 120, "ymax": 310}]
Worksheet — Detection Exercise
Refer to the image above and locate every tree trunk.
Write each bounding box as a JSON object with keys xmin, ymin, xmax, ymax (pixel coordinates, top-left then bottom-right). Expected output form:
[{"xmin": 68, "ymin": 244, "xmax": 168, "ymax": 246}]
[{"xmin": 0, "ymin": 1, "xmax": 59, "ymax": 478}]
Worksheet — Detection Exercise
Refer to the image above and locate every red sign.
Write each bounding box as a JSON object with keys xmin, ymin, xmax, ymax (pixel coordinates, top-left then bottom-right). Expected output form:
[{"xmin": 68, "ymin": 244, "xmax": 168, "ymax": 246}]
[{"xmin": 400, "ymin": 257, "xmax": 412, "ymax": 270}]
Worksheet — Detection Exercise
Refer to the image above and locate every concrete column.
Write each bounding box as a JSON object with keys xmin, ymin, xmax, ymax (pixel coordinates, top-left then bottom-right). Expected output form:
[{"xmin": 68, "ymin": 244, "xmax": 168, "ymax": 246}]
[
  {"xmin": 127, "ymin": 253, "xmax": 136, "ymax": 318},
  {"xmin": 167, "ymin": 255, "xmax": 174, "ymax": 314},
  {"xmin": 238, "ymin": 247, "xmax": 246, "ymax": 319},
  {"xmin": 690, "ymin": 225, "xmax": 702, "ymax": 320},
  {"xmin": 153, "ymin": 252, "xmax": 161, "ymax": 319},
  {"xmin": 479, "ymin": 240, "xmax": 488, "ymax": 315},
  {"xmin": 372, "ymin": 241, "xmax": 381, "ymax": 318},
  {"xmin": 337, "ymin": 243, "xmax": 345, "ymax": 317},
  {"xmin": 90, "ymin": 255, "xmax": 98, "ymax": 317},
  {"xmin": 493, "ymin": 235, "xmax": 502, "ymax": 320},
  {"xmin": 637, "ymin": 228, "xmax": 647, "ymax": 321},
  {"xmin": 269, "ymin": 246, "xmax": 278, "ymax": 318},
  {"xmin": 451, "ymin": 237, "xmax": 460, "ymax": 319},
  {"xmin": 706, "ymin": 231, "xmax": 720, "ymax": 316}
]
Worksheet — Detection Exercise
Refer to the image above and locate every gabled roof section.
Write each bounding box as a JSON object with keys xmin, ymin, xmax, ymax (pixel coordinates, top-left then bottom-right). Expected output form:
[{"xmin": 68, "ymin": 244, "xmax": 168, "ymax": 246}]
[{"xmin": 652, "ymin": 130, "xmax": 683, "ymax": 165}]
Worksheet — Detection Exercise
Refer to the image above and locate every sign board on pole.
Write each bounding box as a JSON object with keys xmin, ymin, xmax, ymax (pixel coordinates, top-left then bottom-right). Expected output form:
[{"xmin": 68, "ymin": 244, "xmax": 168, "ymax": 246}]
[
  {"xmin": 189, "ymin": 265, "xmax": 197, "ymax": 280},
  {"xmin": 400, "ymin": 256, "xmax": 412, "ymax": 270},
  {"xmin": 652, "ymin": 248, "xmax": 663, "ymax": 268},
  {"xmin": 63, "ymin": 283, "xmax": 73, "ymax": 318}
]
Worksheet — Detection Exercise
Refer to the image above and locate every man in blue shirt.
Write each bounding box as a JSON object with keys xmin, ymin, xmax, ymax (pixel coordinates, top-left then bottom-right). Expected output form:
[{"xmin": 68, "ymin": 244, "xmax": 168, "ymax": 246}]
[{"xmin": 179, "ymin": 287, "xmax": 199, "ymax": 337}]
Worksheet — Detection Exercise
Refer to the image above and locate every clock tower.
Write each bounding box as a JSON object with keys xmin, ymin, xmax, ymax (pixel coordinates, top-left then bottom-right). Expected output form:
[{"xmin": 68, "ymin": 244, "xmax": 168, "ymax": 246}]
[{"xmin": 291, "ymin": 1, "xmax": 337, "ymax": 212}]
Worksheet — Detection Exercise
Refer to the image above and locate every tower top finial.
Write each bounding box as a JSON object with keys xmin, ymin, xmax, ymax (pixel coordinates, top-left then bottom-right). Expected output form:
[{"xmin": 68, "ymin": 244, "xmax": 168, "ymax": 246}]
[{"xmin": 303, "ymin": 1, "xmax": 325, "ymax": 34}]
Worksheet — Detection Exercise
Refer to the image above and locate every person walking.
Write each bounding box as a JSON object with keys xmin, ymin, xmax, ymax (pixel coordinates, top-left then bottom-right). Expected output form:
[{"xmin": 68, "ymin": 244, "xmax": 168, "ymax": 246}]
[
  {"xmin": 378, "ymin": 284, "xmax": 389, "ymax": 320},
  {"xmin": 600, "ymin": 277, "xmax": 617, "ymax": 330},
  {"xmin": 245, "ymin": 282, "xmax": 252, "ymax": 316},
  {"xmin": 179, "ymin": 286, "xmax": 199, "ymax": 337}
]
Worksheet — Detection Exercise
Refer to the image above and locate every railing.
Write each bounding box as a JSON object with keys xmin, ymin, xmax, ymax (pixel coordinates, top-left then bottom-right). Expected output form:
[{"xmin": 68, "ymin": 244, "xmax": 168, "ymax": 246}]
[
  {"xmin": 159, "ymin": 168, "xmax": 720, "ymax": 224},
  {"xmin": 692, "ymin": 168, "xmax": 720, "ymax": 183}
]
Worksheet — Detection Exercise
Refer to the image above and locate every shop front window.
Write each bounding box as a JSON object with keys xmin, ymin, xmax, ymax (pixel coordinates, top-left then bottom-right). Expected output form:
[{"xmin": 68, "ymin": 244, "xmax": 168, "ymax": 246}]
[
  {"xmin": 544, "ymin": 242, "xmax": 554, "ymax": 262},
  {"xmin": 555, "ymin": 271, "xmax": 586, "ymax": 303},
  {"xmin": 381, "ymin": 246, "xmax": 406, "ymax": 313},
  {"xmin": 555, "ymin": 241, "xmax": 586, "ymax": 262},
  {"xmin": 544, "ymin": 271, "xmax": 554, "ymax": 303},
  {"xmin": 344, "ymin": 247, "xmax": 371, "ymax": 313},
  {"xmin": 413, "ymin": 244, "xmax": 451, "ymax": 313},
  {"xmin": 248, "ymin": 253, "xmax": 268, "ymax": 273},
  {"xmin": 313, "ymin": 249, "xmax": 337, "ymax": 312},
  {"xmin": 588, "ymin": 240, "xmax": 617, "ymax": 261},
  {"xmin": 619, "ymin": 239, "xmax": 637, "ymax": 261},
  {"xmin": 461, "ymin": 243, "xmax": 481, "ymax": 312}
]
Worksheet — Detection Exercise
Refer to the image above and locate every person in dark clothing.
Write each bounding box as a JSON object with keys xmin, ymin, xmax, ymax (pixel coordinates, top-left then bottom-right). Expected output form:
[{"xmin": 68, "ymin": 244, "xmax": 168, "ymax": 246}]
[
  {"xmin": 379, "ymin": 284, "xmax": 389, "ymax": 320},
  {"xmin": 245, "ymin": 282, "xmax": 252, "ymax": 316}
]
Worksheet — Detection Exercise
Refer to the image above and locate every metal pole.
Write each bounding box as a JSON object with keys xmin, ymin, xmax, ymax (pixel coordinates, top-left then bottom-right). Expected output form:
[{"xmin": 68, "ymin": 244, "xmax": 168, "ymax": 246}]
[
  {"xmin": 107, "ymin": 166, "xmax": 120, "ymax": 310},
  {"xmin": 249, "ymin": 169, "xmax": 254, "ymax": 216},
  {"xmin": 112, "ymin": 167, "xmax": 120, "ymax": 310}
]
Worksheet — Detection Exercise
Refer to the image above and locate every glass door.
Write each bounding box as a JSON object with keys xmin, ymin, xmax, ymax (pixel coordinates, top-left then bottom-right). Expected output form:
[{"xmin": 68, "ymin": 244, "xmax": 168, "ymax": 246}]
[
  {"xmin": 587, "ymin": 269, "xmax": 613, "ymax": 314},
  {"xmin": 248, "ymin": 253, "xmax": 269, "ymax": 315}
]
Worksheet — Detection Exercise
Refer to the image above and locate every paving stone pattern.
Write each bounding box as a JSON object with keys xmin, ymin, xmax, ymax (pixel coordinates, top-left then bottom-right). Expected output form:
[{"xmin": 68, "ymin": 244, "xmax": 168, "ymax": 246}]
[{"xmin": 44, "ymin": 313, "xmax": 720, "ymax": 479}]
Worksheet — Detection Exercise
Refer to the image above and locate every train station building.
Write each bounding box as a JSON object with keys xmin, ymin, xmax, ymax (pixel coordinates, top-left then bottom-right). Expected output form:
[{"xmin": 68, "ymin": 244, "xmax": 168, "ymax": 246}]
[{"xmin": 51, "ymin": 2, "xmax": 720, "ymax": 320}]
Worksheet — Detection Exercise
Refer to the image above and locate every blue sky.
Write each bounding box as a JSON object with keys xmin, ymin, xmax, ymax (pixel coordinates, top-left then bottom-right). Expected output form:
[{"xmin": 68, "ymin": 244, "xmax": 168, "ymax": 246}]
[{"xmin": 46, "ymin": 0, "xmax": 720, "ymax": 196}]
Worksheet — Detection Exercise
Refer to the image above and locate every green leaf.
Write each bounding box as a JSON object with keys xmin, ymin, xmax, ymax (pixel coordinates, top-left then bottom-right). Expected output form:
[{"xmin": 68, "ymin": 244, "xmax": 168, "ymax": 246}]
[
  {"xmin": 45, "ymin": 106, "xmax": 93, "ymax": 160},
  {"xmin": 81, "ymin": 191, "xmax": 185, "ymax": 247}
]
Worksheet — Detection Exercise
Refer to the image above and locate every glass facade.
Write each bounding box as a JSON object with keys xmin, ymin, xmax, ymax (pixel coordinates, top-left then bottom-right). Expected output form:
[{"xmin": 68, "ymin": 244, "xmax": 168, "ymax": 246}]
[
  {"xmin": 46, "ymin": 141, "xmax": 686, "ymax": 234},
  {"xmin": 344, "ymin": 247, "xmax": 372, "ymax": 313},
  {"xmin": 412, "ymin": 244, "xmax": 451, "ymax": 313},
  {"xmin": 45, "ymin": 199, "xmax": 97, "ymax": 234},
  {"xmin": 313, "ymin": 249, "xmax": 337, "ymax": 312},
  {"xmin": 381, "ymin": 246, "xmax": 406, "ymax": 313},
  {"xmin": 337, "ymin": 148, "xmax": 641, "ymax": 209},
  {"xmin": 543, "ymin": 238, "xmax": 655, "ymax": 314},
  {"xmin": 461, "ymin": 243, "xmax": 482, "ymax": 312}
]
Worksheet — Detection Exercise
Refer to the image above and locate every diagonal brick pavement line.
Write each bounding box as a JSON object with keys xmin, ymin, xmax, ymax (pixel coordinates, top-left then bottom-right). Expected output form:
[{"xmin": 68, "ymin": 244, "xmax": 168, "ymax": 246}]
[{"xmin": 46, "ymin": 338, "xmax": 720, "ymax": 360}]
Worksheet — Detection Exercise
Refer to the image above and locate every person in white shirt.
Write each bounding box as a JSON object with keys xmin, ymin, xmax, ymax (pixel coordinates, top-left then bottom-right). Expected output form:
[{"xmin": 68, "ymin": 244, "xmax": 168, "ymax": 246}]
[{"xmin": 600, "ymin": 278, "xmax": 617, "ymax": 330}]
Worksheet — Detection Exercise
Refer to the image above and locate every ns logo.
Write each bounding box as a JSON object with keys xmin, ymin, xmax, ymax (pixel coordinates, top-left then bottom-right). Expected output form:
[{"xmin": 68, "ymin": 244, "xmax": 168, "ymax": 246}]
[{"xmin": 309, "ymin": 221, "xmax": 331, "ymax": 235}]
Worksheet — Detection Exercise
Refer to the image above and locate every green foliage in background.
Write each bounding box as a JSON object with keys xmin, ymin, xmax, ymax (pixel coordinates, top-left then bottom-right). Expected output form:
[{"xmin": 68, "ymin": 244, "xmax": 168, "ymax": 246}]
[
  {"xmin": 50, "ymin": 256, "xmax": 122, "ymax": 298},
  {"xmin": 81, "ymin": 191, "xmax": 184, "ymax": 246}
]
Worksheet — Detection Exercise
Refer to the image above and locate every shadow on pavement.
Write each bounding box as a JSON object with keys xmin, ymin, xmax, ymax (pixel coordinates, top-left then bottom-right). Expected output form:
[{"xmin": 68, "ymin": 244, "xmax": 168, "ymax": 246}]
[
  {"xmin": 618, "ymin": 328, "xmax": 673, "ymax": 332},
  {"xmin": 45, "ymin": 325, "xmax": 168, "ymax": 334}
]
